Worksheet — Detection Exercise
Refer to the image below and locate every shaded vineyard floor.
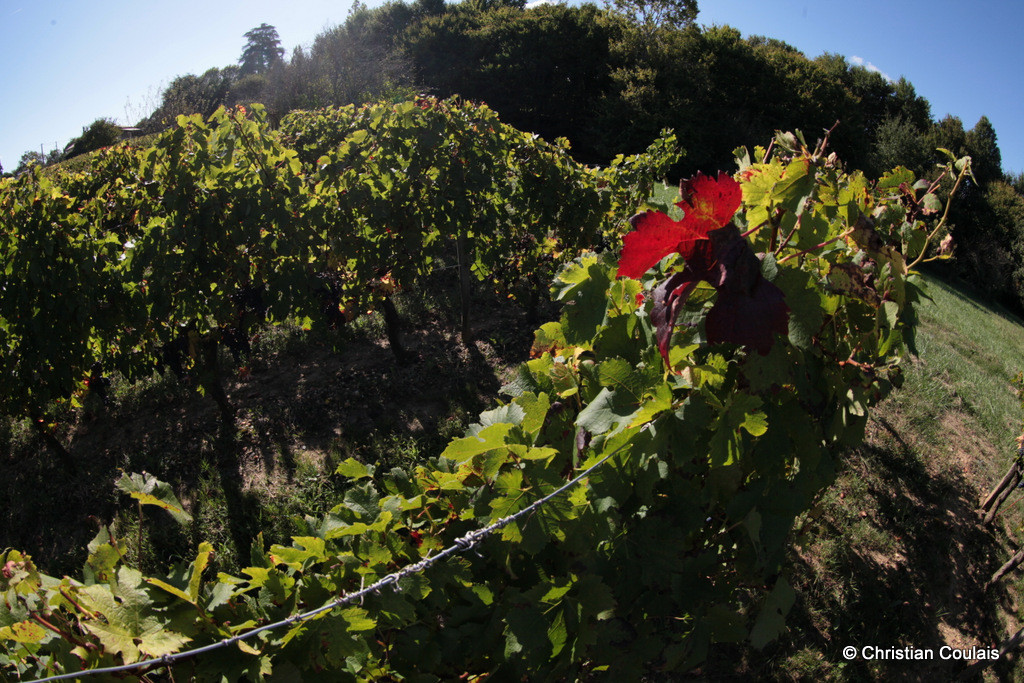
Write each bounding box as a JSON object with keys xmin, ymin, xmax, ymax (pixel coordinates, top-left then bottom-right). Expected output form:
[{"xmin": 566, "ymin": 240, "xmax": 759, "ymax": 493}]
[
  {"xmin": 0, "ymin": 285, "xmax": 549, "ymax": 576},
  {"xmin": 690, "ymin": 404, "xmax": 1016, "ymax": 681}
]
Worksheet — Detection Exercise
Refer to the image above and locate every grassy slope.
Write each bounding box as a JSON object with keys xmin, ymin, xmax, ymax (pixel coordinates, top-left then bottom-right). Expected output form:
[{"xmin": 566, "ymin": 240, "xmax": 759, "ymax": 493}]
[{"xmin": 699, "ymin": 270, "xmax": 1024, "ymax": 681}]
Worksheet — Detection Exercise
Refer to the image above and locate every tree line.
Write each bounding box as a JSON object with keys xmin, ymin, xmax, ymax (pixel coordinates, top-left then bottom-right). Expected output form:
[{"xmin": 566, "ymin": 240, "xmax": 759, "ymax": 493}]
[{"xmin": 9, "ymin": 0, "xmax": 1024, "ymax": 310}]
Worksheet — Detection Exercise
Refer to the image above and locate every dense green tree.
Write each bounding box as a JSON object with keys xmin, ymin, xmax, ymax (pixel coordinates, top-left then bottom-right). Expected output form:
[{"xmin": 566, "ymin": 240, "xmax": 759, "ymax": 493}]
[
  {"xmin": 138, "ymin": 67, "xmax": 239, "ymax": 132},
  {"xmin": 926, "ymin": 114, "xmax": 1013, "ymax": 301},
  {"xmin": 755, "ymin": 39, "xmax": 849, "ymax": 146},
  {"xmin": 13, "ymin": 151, "xmax": 45, "ymax": 175},
  {"xmin": 258, "ymin": 2, "xmax": 416, "ymax": 116},
  {"xmin": 868, "ymin": 115, "xmax": 931, "ymax": 177},
  {"xmin": 606, "ymin": 0, "xmax": 697, "ymax": 33},
  {"xmin": 929, "ymin": 114, "xmax": 967, "ymax": 151},
  {"xmin": 464, "ymin": 0, "xmax": 527, "ymax": 9},
  {"xmin": 891, "ymin": 77, "xmax": 931, "ymax": 130},
  {"xmin": 403, "ymin": 3, "xmax": 615, "ymax": 160},
  {"xmin": 239, "ymin": 23, "xmax": 285, "ymax": 76},
  {"xmin": 992, "ymin": 181, "xmax": 1024, "ymax": 302},
  {"xmin": 414, "ymin": 0, "xmax": 446, "ymax": 15},
  {"xmin": 1007, "ymin": 171, "xmax": 1024, "ymax": 197},
  {"xmin": 966, "ymin": 115, "xmax": 1003, "ymax": 185},
  {"xmin": 927, "ymin": 114, "xmax": 968, "ymax": 168},
  {"xmin": 400, "ymin": 6, "xmax": 479, "ymax": 98},
  {"xmin": 260, "ymin": 46, "xmax": 316, "ymax": 114},
  {"xmin": 228, "ymin": 73, "xmax": 269, "ymax": 106},
  {"xmin": 13, "ymin": 148, "xmax": 62, "ymax": 175},
  {"xmin": 950, "ymin": 180, "xmax": 1022, "ymax": 303},
  {"xmin": 64, "ymin": 118, "xmax": 123, "ymax": 159}
]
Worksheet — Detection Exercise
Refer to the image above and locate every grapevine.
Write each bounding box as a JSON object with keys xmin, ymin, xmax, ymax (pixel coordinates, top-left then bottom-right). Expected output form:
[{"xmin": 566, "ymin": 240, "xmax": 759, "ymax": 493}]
[{"xmin": 0, "ymin": 127, "xmax": 969, "ymax": 679}]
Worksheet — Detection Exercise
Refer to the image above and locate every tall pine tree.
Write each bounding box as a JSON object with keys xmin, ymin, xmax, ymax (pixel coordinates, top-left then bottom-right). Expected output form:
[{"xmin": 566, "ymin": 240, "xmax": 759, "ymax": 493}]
[{"xmin": 240, "ymin": 23, "xmax": 285, "ymax": 75}]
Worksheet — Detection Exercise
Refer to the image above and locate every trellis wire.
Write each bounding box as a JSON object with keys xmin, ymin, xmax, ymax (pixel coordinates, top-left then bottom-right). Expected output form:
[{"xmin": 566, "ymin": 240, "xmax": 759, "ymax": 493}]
[{"xmin": 29, "ymin": 434, "xmax": 637, "ymax": 682}]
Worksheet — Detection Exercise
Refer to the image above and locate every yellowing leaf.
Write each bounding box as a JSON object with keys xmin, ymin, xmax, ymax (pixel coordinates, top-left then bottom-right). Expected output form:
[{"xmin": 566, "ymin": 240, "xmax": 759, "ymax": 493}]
[
  {"xmin": 740, "ymin": 411, "xmax": 768, "ymax": 437},
  {"xmin": 0, "ymin": 620, "xmax": 47, "ymax": 644}
]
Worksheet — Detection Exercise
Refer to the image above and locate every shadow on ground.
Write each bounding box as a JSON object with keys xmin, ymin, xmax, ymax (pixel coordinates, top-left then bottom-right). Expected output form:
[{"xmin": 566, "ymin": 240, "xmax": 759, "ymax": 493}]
[
  {"xmin": 0, "ymin": 287, "xmax": 545, "ymax": 576},
  {"xmin": 690, "ymin": 414, "xmax": 1016, "ymax": 681}
]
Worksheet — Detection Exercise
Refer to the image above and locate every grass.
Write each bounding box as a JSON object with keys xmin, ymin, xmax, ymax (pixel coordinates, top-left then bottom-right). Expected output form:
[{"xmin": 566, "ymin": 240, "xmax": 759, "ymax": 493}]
[{"xmin": 903, "ymin": 271, "xmax": 1024, "ymax": 454}]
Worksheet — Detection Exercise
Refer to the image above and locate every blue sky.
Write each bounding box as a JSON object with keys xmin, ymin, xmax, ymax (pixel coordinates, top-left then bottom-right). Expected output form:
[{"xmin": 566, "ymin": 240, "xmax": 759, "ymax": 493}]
[
  {"xmin": 696, "ymin": 0, "xmax": 1024, "ymax": 175},
  {"xmin": 2, "ymin": 0, "xmax": 1021, "ymax": 175}
]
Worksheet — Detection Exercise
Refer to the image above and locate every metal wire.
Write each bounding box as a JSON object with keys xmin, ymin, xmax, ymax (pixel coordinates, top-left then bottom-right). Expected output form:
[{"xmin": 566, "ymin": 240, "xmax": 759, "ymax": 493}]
[{"xmin": 28, "ymin": 436, "xmax": 634, "ymax": 682}]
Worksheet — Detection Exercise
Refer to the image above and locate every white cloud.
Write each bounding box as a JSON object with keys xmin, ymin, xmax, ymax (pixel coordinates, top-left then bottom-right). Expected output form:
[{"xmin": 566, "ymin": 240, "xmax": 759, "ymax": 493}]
[{"xmin": 851, "ymin": 55, "xmax": 893, "ymax": 83}]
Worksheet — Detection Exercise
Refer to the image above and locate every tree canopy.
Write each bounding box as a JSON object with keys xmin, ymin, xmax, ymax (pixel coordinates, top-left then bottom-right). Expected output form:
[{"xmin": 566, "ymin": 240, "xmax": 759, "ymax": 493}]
[
  {"xmin": 239, "ymin": 23, "xmax": 285, "ymax": 75},
  {"xmin": 606, "ymin": 0, "xmax": 698, "ymax": 32},
  {"xmin": 64, "ymin": 118, "xmax": 123, "ymax": 159}
]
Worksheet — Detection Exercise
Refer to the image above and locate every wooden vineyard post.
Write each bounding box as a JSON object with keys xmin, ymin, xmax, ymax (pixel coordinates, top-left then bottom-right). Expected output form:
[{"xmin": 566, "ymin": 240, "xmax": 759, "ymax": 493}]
[
  {"xmin": 456, "ymin": 234, "xmax": 473, "ymax": 345},
  {"xmin": 198, "ymin": 337, "xmax": 234, "ymax": 426},
  {"xmin": 981, "ymin": 451, "xmax": 1023, "ymax": 525},
  {"xmin": 29, "ymin": 409, "xmax": 77, "ymax": 473},
  {"xmin": 380, "ymin": 294, "xmax": 409, "ymax": 364}
]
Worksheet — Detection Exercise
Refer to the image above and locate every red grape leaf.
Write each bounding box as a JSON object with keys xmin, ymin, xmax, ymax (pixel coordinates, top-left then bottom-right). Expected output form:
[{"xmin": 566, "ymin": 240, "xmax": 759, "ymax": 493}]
[
  {"xmin": 617, "ymin": 172, "xmax": 741, "ymax": 280},
  {"xmin": 678, "ymin": 171, "xmax": 743, "ymax": 231},
  {"xmin": 650, "ymin": 227, "xmax": 789, "ymax": 362},
  {"xmin": 618, "ymin": 171, "xmax": 788, "ymax": 362},
  {"xmin": 706, "ymin": 279, "xmax": 790, "ymax": 355},
  {"xmin": 617, "ymin": 211, "xmax": 702, "ymax": 280},
  {"xmin": 650, "ymin": 271, "xmax": 701, "ymax": 362}
]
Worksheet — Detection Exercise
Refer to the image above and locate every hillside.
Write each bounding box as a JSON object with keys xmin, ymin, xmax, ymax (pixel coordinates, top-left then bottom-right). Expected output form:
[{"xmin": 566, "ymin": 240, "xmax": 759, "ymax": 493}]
[{"xmin": 14, "ymin": 1, "xmax": 1024, "ymax": 320}]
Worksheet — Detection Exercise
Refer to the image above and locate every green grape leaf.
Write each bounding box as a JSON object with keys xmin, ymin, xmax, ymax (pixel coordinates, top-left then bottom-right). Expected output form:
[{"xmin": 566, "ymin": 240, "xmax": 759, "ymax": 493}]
[
  {"xmin": 577, "ymin": 388, "xmax": 638, "ymax": 437},
  {"xmin": 115, "ymin": 472, "xmax": 192, "ymax": 526},
  {"xmin": 343, "ymin": 483, "xmax": 381, "ymax": 521},
  {"xmin": 336, "ymin": 458, "xmax": 371, "ymax": 480},
  {"xmin": 750, "ymin": 577, "xmax": 796, "ymax": 649},
  {"xmin": 504, "ymin": 603, "xmax": 550, "ymax": 660},
  {"xmin": 876, "ymin": 166, "xmax": 915, "ymax": 191},
  {"xmin": 514, "ymin": 392, "xmax": 550, "ymax": 441},
  {"xmin": 629, "ymin": 383, "xmax": 674, "ymax": 428},
  {"xmin": 441, "ymin": 423, "xmax": 515, "ymax": 463},
  {"xmin": 707, "ymin": 605, "xmax": 747, "ymax": 643},
  {"xmin": 80, "ymin": 567, "xmax": 191, "ymax": 663},
  {"xmin": 472, "ymin": 403, "xmax": 527, "ymax": 433}
]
